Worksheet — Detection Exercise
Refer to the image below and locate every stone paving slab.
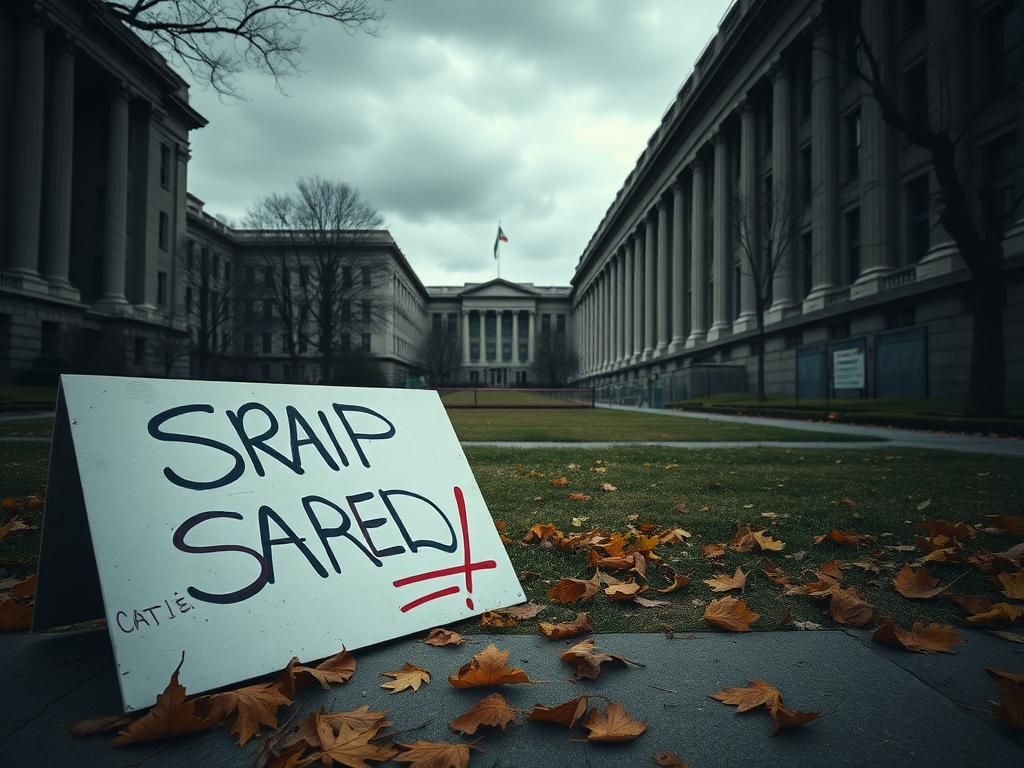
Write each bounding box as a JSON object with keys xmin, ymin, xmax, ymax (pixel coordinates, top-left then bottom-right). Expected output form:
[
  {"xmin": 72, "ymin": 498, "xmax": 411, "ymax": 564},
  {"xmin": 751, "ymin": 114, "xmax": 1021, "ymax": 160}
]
[{"xmin": 1, "ymin": 628, "xmax": 1021, "ymax": 767}]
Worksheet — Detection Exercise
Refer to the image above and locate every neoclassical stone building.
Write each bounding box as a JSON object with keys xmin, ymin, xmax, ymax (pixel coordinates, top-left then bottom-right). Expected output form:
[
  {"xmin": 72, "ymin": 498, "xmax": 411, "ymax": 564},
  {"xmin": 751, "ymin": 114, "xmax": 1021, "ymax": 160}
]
[{"xmin": 572, "ymin": 0, "xmax": 1024, "ymax": 405}]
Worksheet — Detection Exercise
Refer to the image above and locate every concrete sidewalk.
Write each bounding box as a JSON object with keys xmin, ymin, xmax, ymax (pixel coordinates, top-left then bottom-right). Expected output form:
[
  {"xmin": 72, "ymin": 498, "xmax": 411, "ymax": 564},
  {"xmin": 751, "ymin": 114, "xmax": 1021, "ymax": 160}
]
[{"xmin": 0, "ymin": 627, "xmax": 1020, "ymax": 766}]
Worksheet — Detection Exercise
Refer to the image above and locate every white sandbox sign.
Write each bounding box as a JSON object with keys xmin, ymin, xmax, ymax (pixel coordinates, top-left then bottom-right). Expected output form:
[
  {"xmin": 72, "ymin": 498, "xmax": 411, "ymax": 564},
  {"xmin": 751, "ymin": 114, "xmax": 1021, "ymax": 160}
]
[{"xmin": 33, "ymin": 375, "xmax": 524, "ymax": 711}]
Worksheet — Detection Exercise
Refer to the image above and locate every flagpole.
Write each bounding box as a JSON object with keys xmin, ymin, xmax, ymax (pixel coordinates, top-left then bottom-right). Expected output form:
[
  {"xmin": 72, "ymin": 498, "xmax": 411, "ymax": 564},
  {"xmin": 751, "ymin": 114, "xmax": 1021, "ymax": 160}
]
[{"xmin": 497, "ymin": 220, "xmax": 501, "ymax": 279}]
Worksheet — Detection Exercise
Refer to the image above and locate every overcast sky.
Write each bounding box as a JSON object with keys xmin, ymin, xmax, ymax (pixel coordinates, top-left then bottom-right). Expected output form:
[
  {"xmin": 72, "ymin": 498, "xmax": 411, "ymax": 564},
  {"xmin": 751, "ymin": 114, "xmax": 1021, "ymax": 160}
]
[{"xmin": 184, "ymin": 0, "xmax": 733, "ymax": 288}]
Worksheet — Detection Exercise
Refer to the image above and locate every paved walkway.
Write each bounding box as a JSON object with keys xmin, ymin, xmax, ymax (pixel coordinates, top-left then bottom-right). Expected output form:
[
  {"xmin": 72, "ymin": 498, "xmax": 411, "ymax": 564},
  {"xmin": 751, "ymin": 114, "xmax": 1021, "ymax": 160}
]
[{"xmin": 0, "ymin": 627, "xmax": 1020, "ymax": 766}]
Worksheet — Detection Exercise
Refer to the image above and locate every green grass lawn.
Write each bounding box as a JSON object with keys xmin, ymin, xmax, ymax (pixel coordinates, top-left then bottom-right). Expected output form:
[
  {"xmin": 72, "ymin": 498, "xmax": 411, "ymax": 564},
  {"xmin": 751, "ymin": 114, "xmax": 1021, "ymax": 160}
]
[
  {"xmin": 440, "ymin": 389, "xmax": 592, "ymax": 408},
  {"xmin": 448, "ymin": 407, "xmax": 879, "ymax": 442}
]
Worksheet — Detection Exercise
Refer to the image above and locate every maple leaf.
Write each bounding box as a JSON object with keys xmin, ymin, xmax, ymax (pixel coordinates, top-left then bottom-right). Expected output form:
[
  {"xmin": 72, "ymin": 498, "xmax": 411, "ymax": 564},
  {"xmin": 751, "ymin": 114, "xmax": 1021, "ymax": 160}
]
[
  {"xmin": 448, "ymin": 644, "xmax": 533, "ymax": 688},
  {"xmin": 70, "ymin": 713, "xmax": 137, "ymax": 737},
  {"xmin": 965, "ymin": 603, "xmax": 1024, "ymax": 627},
  {"xmin": 829, "ymin": 587, "xmax": 874, "ymax": 626},
  {"xmin": 993, "ymin": 679, "xmax": 1024, "ymax": 730},
  {"xmin": 500, "ymin": 602, "xmax": 545, "ymax": 620},
  {"xmin": 983, "ymin": 514, "xmax": 1024, "ymax": 535},
  {"xmin": 448, "ymin": 693, "xmax": 518, "ymax": 735},
  {"xmin": 655, "ymin": 752, "xmax": 690, "ymax": 767},
  {"xmin": 424, "ymin": 628, "xmax": 464, "ymax": 647},
  {"xmin": 918, "ymin": 519, "xmax": 974, "ymax": 543},
  {"xmin": 871, "ymin": 620, "xmax": 963, "ymax": 653},
  {"xmin": 948, "ymin": 593, "xmax": 994, "ymax": 616},
  {"xmin": 547, "ymin": 572, "xmax": 600, "ymax": 604},
  {"xmin": 913, "ymin": 547, "xmax": 960, "ymax": 565},
  {"xmin": 278, "ymin": 648, "xmax": 356, "ymax": 697},
  {"xmin": 998, "ymin": 572, "xmax": 1024, "ymax": 599},
  {"xmin": 581, "ymin": 702, "xmax": 646, "ymax": 743},
  {"xmin": 395, "ymin": 740, "xmax": 476, "ymax": 768},
  {"xmin": 313, "ymin": 719, "xmax": 398, "ymax": 768},
  {"xmin": 703, "ymin": 597, "xmax": 759, "ymax": 632},
  {"xmin": 812, "ymin": 530, "xmax": 866, "ymax": 547},
  {"xmin": 522, "ymin": 523, "xmax": 565, "ymax": 547},
  {"xmin": 0, "ymin": 596, "xmax": 33, "ymax": 631},
  {"xmin": 538, "ymin": 612, "xmax": 592, "ymax": 640},
  {"xmin": 527, "ymin": 696, "xmax": 589, "ymax": 728},
  {"xmin": 0, "ymin": 517, "xmax": 34, "ymax": 541},
  {"xmin": 480, "ymin": 611, "xmax": 516, "ymax": 627},
  {"xmin": 768, "ymin": 705, "xmax": 821, "ymax": 736},
  {"xmin": 702, "ymin": 543, "xmax": 726, "ymax": 559},
  {"xmin": 605, "ymin": 581, "xmax": 645, "ymax": 601},
  {"xmin": 560, "ymin": 639, "xmax": 643, "ymax": 680},
  {"xmin": 817, "ymin": 560, "xmax": 844, "ymax": 580},
  {"xmin": 112, "ymin": 655, "xmax": 219, "ymax": 746},
  {"xmin": 704, "ymin": 567, "xmax": 747, "ymax": 593},
  {"xmin": 760, "ymin": 560, "xmax": 791, "ymax": 587},
  {"xmin": 380, "ymin": 663, "xmax": 431, "ymax": 693},
  {"xmin": 892, "ymin": 565, "xmax": 945, "ymax": 599},
  {"xmin": 658, "ymin": 528, "xmax": 691, "ymax": 545},
  {"xmin": 752, "ymin": 530, "xmax": 785, "ymax": 551},
  {"xmin": 196, "ymin": 682, "xmax": 292, "ymax": 747},
  {"xmin": 657, "ymin": 574, "xmax": 690, "ymax": 594},
  {"xmin": 568, "ymin": 492, "xmax": 592, "ymax": 502},
  {"xmin": 710, "ymin": 680, "xmax": 783, "ymax": 712},
  {"xmin": 987, "ymin": 668, "xmax": 1024, "ymax": 685}
]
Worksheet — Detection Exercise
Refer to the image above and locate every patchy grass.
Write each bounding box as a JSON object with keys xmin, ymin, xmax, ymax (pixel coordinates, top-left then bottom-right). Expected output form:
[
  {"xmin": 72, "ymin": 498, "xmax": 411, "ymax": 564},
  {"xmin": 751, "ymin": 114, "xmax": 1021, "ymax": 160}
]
[
  {"xmin": 0, "ymin": 418, "xmax": 54, "ymax": 437},
  {"xmin": 448, "ymin": 407, "xmax": 880, "ymax": 442},
  {"xmin": 440, "ymin": 389, "xmax": 592, "ymax": 408},
  {"xmin": 0, "ymin": 385, "xmax": 57, "ymax": 406}
]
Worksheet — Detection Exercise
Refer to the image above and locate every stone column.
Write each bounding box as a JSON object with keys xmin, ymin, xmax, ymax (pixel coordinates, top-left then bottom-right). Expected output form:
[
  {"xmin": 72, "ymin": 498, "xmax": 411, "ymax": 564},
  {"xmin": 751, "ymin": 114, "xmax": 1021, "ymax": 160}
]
[
  {"xmin": 669, "ymin": 179, "xmax": 687, "ymax": 351},
  {"xmin": 599, "ymin": 270, "xmax": 608, "ymax": 370},
  {"xmin": 734, "ymin": 100, "xmax": 759, "ymax": 332},
  {"xmin": 95, "ymin": 84, "xmax": 133, "ymax": 314},
  {"xmin": 495, "ymin": 310, "xmax": 504, "ymax": 364},
  {"xmin": 608, "ymin": 257, "xmax": 617, "ymax": 366},
  {"xmin": 633, "ymin": 227, "xmax": 644, "ymax": 359},
  {"xmin": 41, "ymin": 39, "xmax": 78, "ymax": 299},
  {"xmin": 855, "ymin": 0, "xmax": 896, "ymax": 295},
  {"xmin": 624, "ymin": 238, "xmax": 635, "ymax": 362},
  {"xmin": 642, "ymin": 212, "xmax": 656, "ymax": 359},
  {"xmin": 8, "ymin": 14, "xmax": 47, "ymax": 287},
  {"xmin": 511, "ymin": 309, "xmax": 519, "ymax": 364},
  {"xmin": 687, "ymin": 157, "xmax": 707, "ymax": 347},
  {"xmin": 655, "ymin": 197, "xmax": 670, "ymax": 355},
  {"xmin": 462, "ymin": 310, "xmax": 471, "ymax": 365},
  {"xmin": 527, "ymin": 309, "xmax": 536, "ymax": 365},
  {"xmin": 765, "ymin": 60, "xmax": 795, "ymax": 323},
  {"xmin": 708, "ymin": 130, "xmax": 732, "ymax": 341},
  {"xmin": 804, "ymin": 14, "xmax": 839, "ymax": 312},
  {"xmin": 617, "ymin": 248, "xmax": 626, "ymax": 363}
]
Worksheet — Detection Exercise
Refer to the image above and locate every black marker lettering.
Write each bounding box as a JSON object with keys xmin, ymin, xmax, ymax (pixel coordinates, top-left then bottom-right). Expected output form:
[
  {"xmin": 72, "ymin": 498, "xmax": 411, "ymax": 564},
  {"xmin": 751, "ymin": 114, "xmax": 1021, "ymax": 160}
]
[
  {"xmin": 172, "ymin": 510, "xmax": 270, "ymax": 605},
  {"xmin": 148, "ymin": 404, "xmax": 245, "ymax": 491},
  {"xmin": 332, "ymin": 404, "xmax": 396, "ymax": 469},
  {"xmin": 301, "ymin": 494, "xmax": 381, "ymax": 571},
  {"xmin": 286, "ymin": 405, "xmax": 339, "ymax": 473},
  {"xmin": 258, "ymin": 504, "xmax": 328, "ymax": 581},
  {"xmin": 379, "ymin": 489, "xmax": 457, "ymax": 553}
]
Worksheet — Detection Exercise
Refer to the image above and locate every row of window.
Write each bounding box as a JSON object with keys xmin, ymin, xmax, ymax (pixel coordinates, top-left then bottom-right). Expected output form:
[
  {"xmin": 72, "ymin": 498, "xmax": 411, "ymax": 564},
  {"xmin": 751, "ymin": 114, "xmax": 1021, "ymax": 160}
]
[
  {"xmin": 245, "ymin": 264, "xmax": 373, "ymax": 289},
  {"xmin": 241, "ymin": 332, "xmax": 371, "ymax": 355}
]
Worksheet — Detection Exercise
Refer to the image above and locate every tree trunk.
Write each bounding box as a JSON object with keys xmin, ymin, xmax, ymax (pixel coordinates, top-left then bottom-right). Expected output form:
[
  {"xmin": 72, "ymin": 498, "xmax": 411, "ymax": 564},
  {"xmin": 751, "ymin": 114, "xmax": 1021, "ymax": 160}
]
[
  {"xmin": 756, "ymin": 317, "xmax": 766, "ymax": 402},
  {"xmin": 965, "ymin": 257, "xmax": 1006, "ymax": 417}
]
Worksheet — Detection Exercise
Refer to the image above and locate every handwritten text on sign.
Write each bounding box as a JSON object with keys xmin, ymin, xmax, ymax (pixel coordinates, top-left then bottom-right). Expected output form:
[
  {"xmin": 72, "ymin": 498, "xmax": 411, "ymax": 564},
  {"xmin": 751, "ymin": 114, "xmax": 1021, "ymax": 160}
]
[{"xmin": 57, "ymin": 376, "xmax": 524, "ymax": 710}]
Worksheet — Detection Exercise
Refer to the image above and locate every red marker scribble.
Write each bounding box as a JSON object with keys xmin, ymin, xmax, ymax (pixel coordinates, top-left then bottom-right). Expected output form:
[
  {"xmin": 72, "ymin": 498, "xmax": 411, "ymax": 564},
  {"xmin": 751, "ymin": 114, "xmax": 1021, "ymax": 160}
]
[{"xmin": 392, "ymin": 485, "xmax": 497, "ymax": 613}]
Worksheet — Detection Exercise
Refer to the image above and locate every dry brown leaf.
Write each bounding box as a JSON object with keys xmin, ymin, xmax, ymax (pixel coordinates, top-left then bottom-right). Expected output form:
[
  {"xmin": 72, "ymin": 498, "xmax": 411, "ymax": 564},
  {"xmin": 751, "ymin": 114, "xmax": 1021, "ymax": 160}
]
[
  {"xmin": 480, "ymin": 611, "xmax": 516, "ymax": 627},
  {"xmin": 998, "ymin": 572, "xmax": 1024, "ymax": 599},
  {"xmin": 872, "ymin": 620, "xmax": 963, "ymax": 653},
  {"xmin": 993, "ymin": 680, "xmax": 1024, "ymax": 730},
  {"xmin": 500, "ymin": 602, "xmax": 545, "ymax": 620},
  {"xmin": 7, "ymin": 573, "xmax": 36, "ymax": 599},
  {"xmin": 395, "ymin": 740, "xmax": 475, "ymax": 768},
  {"xmin": 892, "ymin": 565, "xmax": 944, "ymax": 599},
  {"xmin": 703, "ymin": 597, "xmax": 759, "ymax": 632},
  {"xmin": 965, "ymin": 603, "xmax": 1024, "ymax": 627},
  {"xmin": 657, "ymin": 574, "xmax": 690, "ymax": 594},
  {"xmin": 605, "ymin": 582, "xmax": 645, "ymax": 601},
  {"xmin": 817, "ymin": 560, "xmax": 844, "ymax": 580},
  {"xmin": 987, "ymin": 668, "xmax": 1024, "ymax": 684},
  {"xmin": 448, "ymin": 693, "xmax": 518, "ymax": 735},
  {"xmin": 314, "ymin": 719, "xmax": 399, "ymax": 767},
  {"xmin": 658, "ymin": 528, "xmax": 691, "ymax": 545},
  {"xmin": 196, "ymin": 682, "xmax": 292, "ymax": 747},
  {"xmin": 380, "ymin": 662, "xmax": 431, "ymax": 693},
  {"xmin": 752, "ymin": 530, "xmax": 785, "ymax": 552},
  {"xmin": 655, "ymin": 752, "xmax": 689, "ymax": 767},
  {"xmin": 769, "ymin": 705, "xmax": 821, "ymax": 736},
  {"xmin": 112, "ymin": 656, "xmax": 219, "ymax": 746},
  {"xmin": 983, "ymin": 514, "xmax": 1024, "ymax": 535},
  {"xmin": 0, "ymin": 517, "xmax": 34, "ymax": 541},
  {"xmin": 760, "ymin": 560, "xmax": 791, "ymax": 587},
  {"xmin": 600, "ymin": 482, "xmax": 618, "ymax": 492},
  {"xmin": 527, "ymin": 695, "xmax": 589, "ymax": 728},
  {"xmin": 918, "ymin": 519, "xmax": 975, "ymax": 543},
  {"xmin": 448, "ymin": 644, "xmax": 532, "ymax": 688},
  {"xmin": 559, "ymin": 639, "xmax": 643, "ymax": 680},
  {"xmin": 522, "ymin": 523, "xmax": 565, "ymax": 547},
  {"xmin": 812, "ymin": 530, "xmax": 866, "ymax": 547},
  {"xmin": 988, "ymin": 630, "xmax": 1024, "ymax": 643},
  {"xmin": 0, "ymin": 597, "xmax": 32, "ymax": 631},
  {"xmin": 538, "ymin": 612, "xmax": 592, "ymax": 640},
  {"xmin": 829, "ymin": 587, "xmax": 874, "ymax": 626},
  {"xmin": 710, "ymin": 680, "xmax": 783, "ymax": 712},
  {"xmin": 581, "ymin": 701, "xmax": 647, "ymax": 742},
  {"xmin": 635, "ymin": 597, "xmax": 671, "ymax": 608},
  {"xmin": 704, "ymin": 567, "xmax": 747, "ymax": 593},
  {"xmin": 547, "ymin": 572, "xmax": 600, "ymax": 604},
  {"xmin": 948, "ymin": 594, "xmax": 994, "ymax": 616},
  {"xmin": 568, "ymin": 492, "xmax": 592, "ymax": 502},
  {"xmin": 70, "ymin": 713, "xmax": 137, "ymax": 737},
  {"xmin": 550, "ymin": 477, "xmax": 569, "ymax": 487},
  {"xmin": 278, "ymin": 648, "xmax": 355, "ymax": 697},
  {"xmin": 424, "ymin": 628, "xmax": 465, "ymax": 647},
  {"xmin": 702, "ymin": 543, "xmax": 726, "ymax": 559}
]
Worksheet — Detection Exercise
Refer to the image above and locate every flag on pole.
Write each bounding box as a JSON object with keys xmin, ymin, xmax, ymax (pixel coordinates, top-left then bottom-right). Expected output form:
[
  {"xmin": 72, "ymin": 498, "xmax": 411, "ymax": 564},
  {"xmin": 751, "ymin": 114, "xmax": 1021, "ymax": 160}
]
[{"xmin": 493, "ymin": 225, "xmax": 508, "ymax": 258}]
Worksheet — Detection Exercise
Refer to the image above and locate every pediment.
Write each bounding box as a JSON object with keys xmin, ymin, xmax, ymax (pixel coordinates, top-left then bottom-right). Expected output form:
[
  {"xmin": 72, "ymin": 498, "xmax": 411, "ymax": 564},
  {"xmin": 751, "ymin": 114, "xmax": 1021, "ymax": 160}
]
[{"xmin": 459, "ymin": 278, "xmax": 540, "ymax": 298}]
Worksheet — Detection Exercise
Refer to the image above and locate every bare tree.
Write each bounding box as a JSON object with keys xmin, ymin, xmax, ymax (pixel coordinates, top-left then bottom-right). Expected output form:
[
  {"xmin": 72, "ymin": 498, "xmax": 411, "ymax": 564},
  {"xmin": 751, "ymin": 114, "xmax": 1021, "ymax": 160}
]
[
  {"xmin": 733, "ymin": 183, "xmax": 800, "ymax": 401},
  {"xmin": 825, "ymin": 7, "xmax": 1021, "ymax": 417},
  {"xmin": 156, "ymin": 332, "xmax": 190, "ymax": 377},
  {"xmin": 103, "ymin": 0, "xmax": 385, "ymax": 98},
  {"xmin": 532, "ymin": 329, "xmax": 578, "ymax": 387},
  {"xmin": 180, "ymin": 239, "xmax": 233, "ymax": 378},
  {"xmin": 245, "ymin": 176, "xmax": 386, "ymax": 384},
  {"xmin": 419, "ymin": 326, "xmax": 461, "ymax": 386}
]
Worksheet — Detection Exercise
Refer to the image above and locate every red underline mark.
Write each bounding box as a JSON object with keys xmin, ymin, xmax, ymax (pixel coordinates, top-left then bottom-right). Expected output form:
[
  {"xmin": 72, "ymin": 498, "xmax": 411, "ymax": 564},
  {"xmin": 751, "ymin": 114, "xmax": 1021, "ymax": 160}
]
[
  {"xmin": 398, "ymin": 585, "xmax": 460, "ymax": 613},
  {"xmin": 392, "ymin": 559, "xmax": 497, "ymax": 588}
]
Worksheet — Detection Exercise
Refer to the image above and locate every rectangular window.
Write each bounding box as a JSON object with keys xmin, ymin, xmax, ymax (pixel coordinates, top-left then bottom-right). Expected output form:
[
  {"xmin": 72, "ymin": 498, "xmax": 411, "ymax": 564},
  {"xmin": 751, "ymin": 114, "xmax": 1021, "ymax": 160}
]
[
  {"xmin": 362, "ymin": 299, "xmax": 371, "ymax": 322},
  {"xmin": 847, "ymin": 110, "xmax": 861, "ymax": 178},
  {"xmin": 342, "ymin": 266, "xmax": 352, "ymax": 288},
  {"xmin": 221, "ymin": 331, "xmax": 229, "ymax": 350},
  {"xmin": 846, "ymin": 208, "xmax": 861, "ymax": 284},
  {"xmin": 212, "ymin": 252, "xmax": 220, "ymax": 280},
  {"xmin": 556, "ymin": 314, "xmax": 566, "ymax": 334},
  {"xmin": 299, "ymin": 334, "xmax": 308, "ymax": 353},
  {"xmin": 186, "ymin": 240, "xmax": 194, "ymax": 271},
  {"xmin": 906, "ymin": 174, "xmax": 930, "ymax": 262},
  {"xmin": 800, "ymin": 53, "xmax": 812, "ymax": 120},
  {"xmin": 160, "ymin": 143, "xmax": 170, "ymax": 188},
  {"xmin": 134, "ymin": 337, "xmax": 146, "ymax": 365},
  {"xmin": 263, "ymin": 266, "xmax": 273, "ymax": 286},
  {"xmin": 362, "ymin": 266, "xmax": 371, "ymax": 287},
  {"xmin": 828, "ymin": 320, "xmax": 851, "ymax": 340},
  {"xmin": 244, "ymin": 333, "xmax": 254, "ymax": 353},
  {"xmin": 244, "ymin": 300, "xmax": 254, "ymax": 321},
  {"xmin": 299, "ymin": 266, "xmax": 309, "ymax": 287},
  {"xmin": 261, "ymin": 333, "xmax": 272, "ymax": 353},
  {"xmin": 157, "ymin": 272, "xmax": 167, "ymax": 306},
  {"xmin": 184, "ymin": 287, "xmax": 193, "ymax": 314},
  {"xmin": 40, "ymin": 321, "xmax": 60, "ymax": 356},
  {"xmin": 281, "ymin": 333, "xmax": 289, "ymax": 352},
  {"xmin": 801, "ymin": 231, "xmax": 813, "ymax": 298},
  {"xmin": 361, "ymin": 333, "xmax": 371, "ymax": 353},
  {"xmin": 158, "ymin": 211, "xmax": 169, "ymax": 250},
  {"xmin": 904, "ymin": 60, "xmax": 928, "ymax": 126},
  {"xmin": 886, "ymin": 306, "xmax": 916, "ymax": 329},
  {"xmin": 981, "ymin": 2, "xmax": 1018, "ymax": 97}
]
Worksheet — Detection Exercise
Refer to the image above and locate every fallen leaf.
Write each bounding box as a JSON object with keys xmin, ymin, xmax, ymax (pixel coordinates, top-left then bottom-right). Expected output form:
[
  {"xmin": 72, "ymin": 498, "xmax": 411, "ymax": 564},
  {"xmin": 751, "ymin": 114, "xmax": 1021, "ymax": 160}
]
[
  {"xmin": 792, "ymin": 620, "xmax": 823, "ymax": 631},
  {"xmin": 314, "ymin": 719, "xmax": 398, "ymax": 767},
  {"xmin": 871, "ymin": 620, "xmax": 963, "ymax": 653},
  {"xmin": 559, "ymin": 639, "xmax": 643, "ymax": 680},
  {"xmin": 581, "ymin": 701, "xmax": 647, "ymax": 743},
  {"xmin": 480, "ymin": 611, "xmax": 516, "ymax": 627},
  {"xmin": 500, "ymin": 602, "xmax": 545, "ymax": 621},
  {"xmin": 0, "ymin": 517, "xmax": 34, "ymax": 541},
  {"xmin": 538, "ymin": 612, "xmax": 592, "ymax": 640},
  {"xmin": 998, "ymin": 572, "xmax": 1024, "ymax": 599},
  {"xmin": 829, "ymin": 587, "xmax": 874, "ymax": 627},
  {"xmin": 892, "ymin": 565, "xmax": 944, "ymax": 599},
  {"xmin": 916, "ymin": 499, "xmax": 931, "ymax": 511},
  {"xmin": 278, "ymin": 648, "xmax": 355, "ymax": 697},
  {"xmin": 752, "ymin": 530, "xmax": 785, "ymax": 552},
  {"xmin": 702, "ymin": 543, "xmax": 726, "ymax": 559},
  {"xmin": 769, "ymin": 705, "xmax": 821, "ymax": 736},
  {"xmin": 395, "ymin": 740, "xmax": 475, "ymax": 768},
  {"xmin": 600, "ymin": 482, "xmax": 618, "ymax": 492},
  {"xmin": 655, "ymin": 752, "xmax": 689, "ymax": 767},
  {"xmin": 983, "ymin": 514, "xmax": 1024, "ymax": 535},
  {"xmin": 965, "ymin": 603, "xmax": 1024, "ymax": 627},
  {"xmin": 527, "ymin": 695, "xmax": 589, "ymax": 728},
  {"xmin": 813, "ymin": 530, "xmax": 866, "ymax": 547},
  {"xmin": 7, "ymin": 574, "xmax": 36, "ymax": 599},
  {"xmin": 550, "ymin": 477, "xmax": 569, "ymax": 487},
  {"xmin": 424, "ymin": 628, "xmax": 464, "ymax": 647},
  {"xmin": 605, "ymin": 582, "xmax": 645, "ymax": 601},
  {"xmin": 992, "ymin": 680, "xmax": 1024, "ymax": 730},
  {"xmin": 381, "ymin": 662, "xmax": 431, "ymax": 693},
  {"xmin": 817, "ymin": 560, "xmax": 844, "ymax": 580},
  {"xmin": 448, "ymin": 644, "xmax": 533, "ymax": 688},
  {"xmin": 70, "ymin": 713, "xmax": 137, "ymax": 737},
  {"xmin": 635, "ymin": 597, "xmax": 671, "ymax": 608},
  {"xmin": 658, "ymin": 528, "xmax": 691, "ymax": 545},
  {"xmin": 657, "ymin": 574, "xmax": 690, "ymax": 594},
  {"xmin": 448, "ymin": 693, "xmax": 518, "ymax": 735},
  {"xmin": 568, "ymin": 492, "xmax": 592, "ymax": 502},
  {"xmin": 547, "ymin": 572, "xmax": 601, "ymax": 604},
  {"xmin": 704, "ymin": 567, "xmax": 747, "ymax": 593},
  {"xmin": 197, "ymin": 682, "xmax": 292, "ymax": 747},
  {"xmin": 0, "ymin": 597, "xmax": 32, "ymax": 631},
  {"xmin": 987, "ymin": 630, "xmax": 1024, "ymax": 643},
  {"xmin": 987, "ymin": 668, "xmax": 1024, "ymax": 685},
  {"xmin": 710, "ymin": 680, "xmax": 783, "ymax": 712},
  {"xmin": 522, "ymin": 523, "xmax": 565, "ymax": 547},
  {"xmin": 112, "ymin": 656, "xmax": 218, "ymax": 745},
  {"xmin": 918, "ymin": 519, "xmax": 974, "ymax": 543},
  {"xmin": 703, "ymin": 597, "xmax": 759, "ymax": 632}
]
